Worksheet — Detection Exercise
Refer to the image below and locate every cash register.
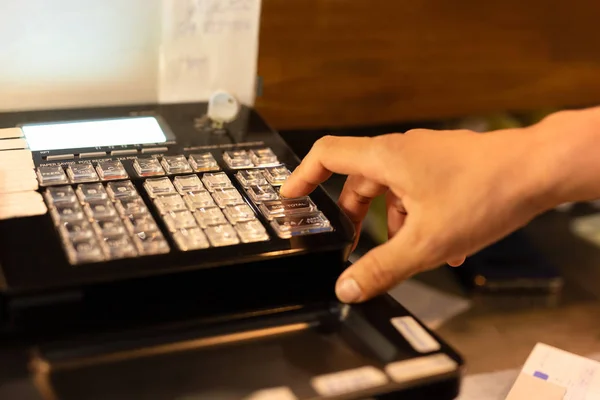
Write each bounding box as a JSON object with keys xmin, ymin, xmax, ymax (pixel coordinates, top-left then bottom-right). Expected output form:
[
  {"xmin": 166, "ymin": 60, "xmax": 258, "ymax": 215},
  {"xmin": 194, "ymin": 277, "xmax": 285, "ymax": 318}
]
[
  {"xmin": 0, "ymin": 4, "xmax": 463, "ymax": 397},
  {"xmin": 0, "ymin": 97, "xmax": 465, "ymax": 399}
]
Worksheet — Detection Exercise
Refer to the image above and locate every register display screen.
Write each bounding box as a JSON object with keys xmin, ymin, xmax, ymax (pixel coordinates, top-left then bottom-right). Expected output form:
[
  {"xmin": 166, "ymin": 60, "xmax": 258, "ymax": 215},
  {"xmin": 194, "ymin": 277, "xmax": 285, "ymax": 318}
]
[{"xmin": 22, "ymin": 117, "xmax": 168, "ymax": 151}]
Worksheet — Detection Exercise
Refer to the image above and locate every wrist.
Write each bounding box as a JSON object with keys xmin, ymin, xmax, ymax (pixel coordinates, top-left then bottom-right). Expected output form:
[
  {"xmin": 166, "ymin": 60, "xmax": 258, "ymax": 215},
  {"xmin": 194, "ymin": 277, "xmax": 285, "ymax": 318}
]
[
  {"xmin": 529, "ymin": 107, "xmax": 600, "ymax": 206},
  {"xmin": 520, "ymin": 124, "xmax": 567, "ymax": 211},
  {"xmin": 483, "ymin": 124, "xmax": 565, "ymax": 216}
]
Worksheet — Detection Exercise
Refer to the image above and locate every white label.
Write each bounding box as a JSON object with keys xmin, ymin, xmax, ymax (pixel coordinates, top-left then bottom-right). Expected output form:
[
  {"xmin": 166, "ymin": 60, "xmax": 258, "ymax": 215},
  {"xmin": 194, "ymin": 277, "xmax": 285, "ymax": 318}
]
[
  {"xmin": 385, "ymin": 354, "xmax": 458, "ymax": 383},
  {"xmin": 243, "ymin": 387, "xmax": 297, "ymax": 400},
  {"xmin": 390, "ymin": 316, "xmax": 441, "ymax": 353},
  {"xmin": 311, "ymin": 366, "xmax": 388, "ymax": 397},
  {"xmin": 0, "ymin": 128, "xmax": 23, "ymax": 139}
]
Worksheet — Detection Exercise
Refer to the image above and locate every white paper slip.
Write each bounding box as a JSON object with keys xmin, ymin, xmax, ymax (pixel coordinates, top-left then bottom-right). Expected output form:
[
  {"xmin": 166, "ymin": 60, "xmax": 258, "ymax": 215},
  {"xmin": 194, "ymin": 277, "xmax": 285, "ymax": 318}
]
[
  {"xmin": 457, "ymin": 353, "xmax": 600, "ymax": 400},
  {"xmin": 159, "ymin": 0, "xmax": 263, "ymax": 105},
  {"xmin": 0, "ymin": 127, "xmax": 23, "ymax": 139},
  {"xmin": 0, "ymin": 192, "xmax": 47, "ymax": 220},
  {"xmin": 518, "ymin": 343, "xmax": 600, "ymax": 400},
  {"xmin": 0, "ymin": 138, "xmax": 28, "ymax": 150},
  {"xmin": 505, "ymin": 373, "xmax": 566, "ymax": 400}
]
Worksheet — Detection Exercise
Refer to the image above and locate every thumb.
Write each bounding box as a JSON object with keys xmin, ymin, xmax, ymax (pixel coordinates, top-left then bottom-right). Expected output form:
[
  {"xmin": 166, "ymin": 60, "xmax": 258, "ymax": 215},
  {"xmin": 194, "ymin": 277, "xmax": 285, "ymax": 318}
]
[{"xmin": 335, "ymin": 229, "xmax": 428, "ymax": 303}]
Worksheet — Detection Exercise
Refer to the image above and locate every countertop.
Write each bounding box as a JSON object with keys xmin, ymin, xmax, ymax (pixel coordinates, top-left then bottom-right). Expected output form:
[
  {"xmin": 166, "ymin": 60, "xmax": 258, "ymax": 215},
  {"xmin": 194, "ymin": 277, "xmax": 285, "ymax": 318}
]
[{"xmin": 421, "ymin": 209, "xmax": 600, "ymax": 375}]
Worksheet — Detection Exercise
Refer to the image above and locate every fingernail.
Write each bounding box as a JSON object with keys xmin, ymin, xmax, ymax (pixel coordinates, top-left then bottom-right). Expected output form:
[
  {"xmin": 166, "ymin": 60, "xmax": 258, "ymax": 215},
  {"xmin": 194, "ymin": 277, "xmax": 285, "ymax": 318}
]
[{"xmin": 336, "ymin": 278, "xmax": 362, "ymax": 303}]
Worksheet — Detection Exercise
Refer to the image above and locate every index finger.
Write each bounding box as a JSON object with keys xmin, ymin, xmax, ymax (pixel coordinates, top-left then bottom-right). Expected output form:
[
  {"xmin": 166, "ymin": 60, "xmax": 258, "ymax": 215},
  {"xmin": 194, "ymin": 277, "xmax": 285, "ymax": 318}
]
[{"xmin": 280, "ymin": 135, "xmax": 380, "ymax": 198}]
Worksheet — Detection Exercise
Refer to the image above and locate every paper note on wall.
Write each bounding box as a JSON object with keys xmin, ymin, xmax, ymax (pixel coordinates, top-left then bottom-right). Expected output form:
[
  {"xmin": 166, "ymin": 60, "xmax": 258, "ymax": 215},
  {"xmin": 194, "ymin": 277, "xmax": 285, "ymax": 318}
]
[
  {"xmin": 0, "ymin": 0, "xmax": 262, "ymax": 112},
  {"xmin": 159, "ymin": 0, "xmax": 263, "ymax": 105}
]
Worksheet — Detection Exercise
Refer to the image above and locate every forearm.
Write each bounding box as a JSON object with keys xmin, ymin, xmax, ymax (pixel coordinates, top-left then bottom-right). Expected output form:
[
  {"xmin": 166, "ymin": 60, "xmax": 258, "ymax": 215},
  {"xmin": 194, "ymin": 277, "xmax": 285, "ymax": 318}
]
[{"xmin": 528, "ymin": 106, "xmax": 600, "ymax": 208}]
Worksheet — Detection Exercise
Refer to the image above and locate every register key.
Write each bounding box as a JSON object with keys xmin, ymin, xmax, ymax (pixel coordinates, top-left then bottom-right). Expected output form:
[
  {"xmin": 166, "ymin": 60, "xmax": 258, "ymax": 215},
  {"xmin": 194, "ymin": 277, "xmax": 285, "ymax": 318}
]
[{"xmin": 259, "ymin": 197, "xmax": 317, "ymax": 220}]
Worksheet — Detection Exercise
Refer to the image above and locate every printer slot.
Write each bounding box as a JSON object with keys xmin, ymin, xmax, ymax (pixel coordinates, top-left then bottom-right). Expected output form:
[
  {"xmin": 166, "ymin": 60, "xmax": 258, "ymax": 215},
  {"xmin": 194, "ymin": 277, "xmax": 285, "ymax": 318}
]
[{"xmin": 29, "ymin": 297, "xmax": 461, "ymax": 400}]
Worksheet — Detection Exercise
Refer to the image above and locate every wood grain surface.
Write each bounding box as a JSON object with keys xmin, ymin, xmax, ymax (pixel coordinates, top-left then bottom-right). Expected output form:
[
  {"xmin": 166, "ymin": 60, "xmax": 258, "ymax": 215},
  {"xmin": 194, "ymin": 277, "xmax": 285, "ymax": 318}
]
[{"xmin": 255, "ymin": 0, "xmax": 600, "ymax": 130}]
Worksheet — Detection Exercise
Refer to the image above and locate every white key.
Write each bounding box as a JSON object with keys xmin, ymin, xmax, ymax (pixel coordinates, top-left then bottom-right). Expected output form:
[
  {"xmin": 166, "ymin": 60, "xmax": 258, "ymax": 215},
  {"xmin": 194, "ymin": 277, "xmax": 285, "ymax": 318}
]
[
  {"xmin": 161, "ymin": 155, "xmax": 192, "ymax": 174},
  {"xmin": 263, "ymin": 166, "xmax": 291, "ymax": 186},
  {"xmin": 189, "ymin": 153, "xmax": 219, "ymax": 172},
  {"xmin": 131, "ymin": 230, "xmax": 170, "ymax": 255},
  {"xmin": 173, "ymin": 228, "xmax": 210, "ymax": 251},
  {"xmin": 36, "ymin": 165, "xmax": 69, "ymax": 186},
  {"xmin": 249, "ymin": 148, "xmax": 279, "ymax": 167},
  {"xmin": 0, "ymin": 149, "xmax": 34, "ymax": 170},
  {"xmin": 0, "ymin": 127, "xmax": 23, "ymax": 139},
  {"xmin": 66, "ymin": 163, "xmax": 99, "ymax": 183},
  {"xmin": 205, "ymin": 224, "xmax": 240, "ymax": 247},
  {"xmin": 246, "ymin": 184, "xmax": 278, "ymax": 203},
  {"xmin": 143, "ymin": 177, "xmax": 176, "ymax": 198},
  {"xmin": 193, "ymin": 206, "xmax": 227, "ymax": 228},
  {"xmin": 0, "ymin": 192, "xmax": 47, "ymax": 220},
  {"xmin": 183, "ymin": 191, "xmax": 215, "ymax": 209},
  {"xmin": 223, "ymin": 150, "xmax": 253, "ymax": 169},
  {"xmin": 133, "ymin": 157, "xmax": 165, "ymax": 177},
  {"xmin": 76, "ymin": 183, "xmax": 108, "ymax": 202},
  {"xmin": 235, "ymin": 220, "xmax": 269, "ymax": 243},
  {"xmin": 154, "ymin": 194, "xmax": 187, "ymax": 214},
  {"xmin": 235, "ymin": 169, "xmax": 268, "ymax": 188},
  {"xmin": 173, "ymin": 174, "xmax": 205, "ymax": 194},
  {"xmin": 0, "ymin": 138, "xmax": 27, "ymax": 150},
  {"xmin": 0, "ymin": 169, "xmax": 38, "ymax": 193},
  {"xmin": 163, "ymin": 210, "xmax": 197, "ymax": 232},
  {"xmin": 45, "ymin": 186, "xmax": 78, "ymax": 205},
  {"xmin": 201, "ymin": 172, "xmax": 232, "ymax": 192},
  {"xmin": 211, "ymin": 187, "xmax": 244, "ymax": 208},
  {"xmin": 107, "ymin": 180, "xmax": 138, "ymax": 200},
  {"xmin": 223, "ymin": 204, "xmax": 256, "ymax": 224}
]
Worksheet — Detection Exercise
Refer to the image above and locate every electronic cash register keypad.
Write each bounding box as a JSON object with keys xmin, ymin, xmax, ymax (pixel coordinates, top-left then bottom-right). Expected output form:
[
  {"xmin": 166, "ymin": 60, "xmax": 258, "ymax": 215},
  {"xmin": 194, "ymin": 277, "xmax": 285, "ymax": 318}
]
[{"xmin": 37, "ymin": 145, "xmax": 331, "ymax": 266}]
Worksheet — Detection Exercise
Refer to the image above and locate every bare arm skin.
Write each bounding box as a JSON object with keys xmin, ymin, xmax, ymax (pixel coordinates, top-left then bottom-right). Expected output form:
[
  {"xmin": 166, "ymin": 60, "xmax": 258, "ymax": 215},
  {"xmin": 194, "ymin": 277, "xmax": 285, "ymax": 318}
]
[{"xmin": 280, "ymin": 106, "xmax": 600, "ymax": 303}]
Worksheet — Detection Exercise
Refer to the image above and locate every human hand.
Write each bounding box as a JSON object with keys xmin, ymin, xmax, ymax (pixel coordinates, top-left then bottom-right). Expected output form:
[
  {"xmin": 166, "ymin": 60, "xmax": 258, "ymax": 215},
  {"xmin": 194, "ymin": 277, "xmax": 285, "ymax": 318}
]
[{"xmin": 280, "ymin": 127, "xmax": 555, "ymax": 303}]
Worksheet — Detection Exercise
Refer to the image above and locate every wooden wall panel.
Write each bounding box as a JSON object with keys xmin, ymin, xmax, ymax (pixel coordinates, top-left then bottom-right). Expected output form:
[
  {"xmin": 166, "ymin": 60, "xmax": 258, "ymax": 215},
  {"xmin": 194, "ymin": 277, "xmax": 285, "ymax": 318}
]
[{"xmin": 255, "ymin": 0, "xmax": 600, "ymax": 130}]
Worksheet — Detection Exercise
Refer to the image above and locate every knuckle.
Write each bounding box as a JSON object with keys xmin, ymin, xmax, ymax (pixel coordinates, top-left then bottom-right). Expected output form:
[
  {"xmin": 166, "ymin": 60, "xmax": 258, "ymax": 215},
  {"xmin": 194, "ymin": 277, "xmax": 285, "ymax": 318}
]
[
  {"xmin": 370, "ymin": 133, "xmax": 403, "ymax": 181},
  {"xmin": 539, "ymin": 110, "xmax": 578, "ymax": 130},
  {"xmin": 313, "ymin": 135, "xmax": 336, "ymax": 153},
  {"xmin": 403, "ymin": 128, "xmax": 428, "ymax": 137},
  {"xmin": 371, "ymin": 133, "xmax": 398, "ymax": 159},
  {"xmin": 350, "ymin": 188, "xmax": 372, "ymax": 205}
]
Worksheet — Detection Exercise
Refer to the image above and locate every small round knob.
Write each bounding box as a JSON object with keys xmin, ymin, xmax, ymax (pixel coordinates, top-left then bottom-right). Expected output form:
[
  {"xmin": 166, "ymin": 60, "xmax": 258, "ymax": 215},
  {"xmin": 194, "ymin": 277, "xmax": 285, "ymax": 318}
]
[{"xmin": 207, "ymin": 90, "xmax": 240, "ymax": 127}]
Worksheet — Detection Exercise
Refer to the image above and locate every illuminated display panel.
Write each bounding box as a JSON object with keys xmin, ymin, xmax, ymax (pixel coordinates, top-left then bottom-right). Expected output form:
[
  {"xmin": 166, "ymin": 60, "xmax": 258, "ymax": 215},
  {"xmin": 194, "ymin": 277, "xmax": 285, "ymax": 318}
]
[{"xmin": 22, "ymin": 117, "xmax": 168, "ymax": 151}]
